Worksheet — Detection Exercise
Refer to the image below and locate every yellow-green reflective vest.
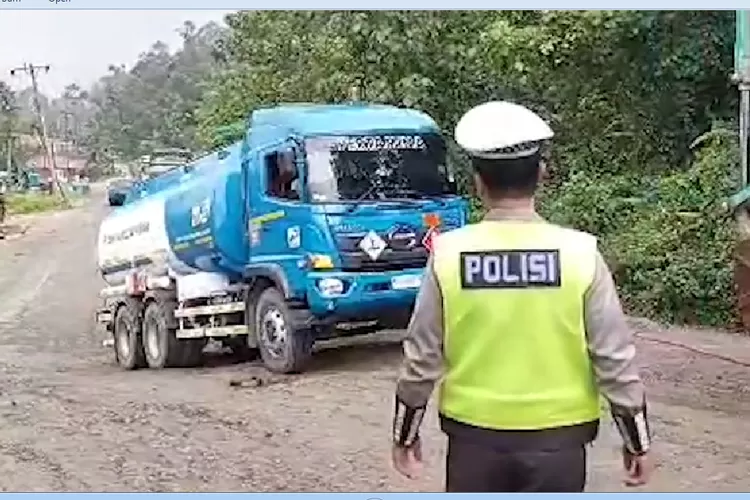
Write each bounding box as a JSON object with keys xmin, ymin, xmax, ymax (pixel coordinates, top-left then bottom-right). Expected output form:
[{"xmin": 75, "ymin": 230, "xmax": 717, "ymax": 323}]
[{"xmin": 433, "ymin": 220, "xmax": 601, "ymax": 431}]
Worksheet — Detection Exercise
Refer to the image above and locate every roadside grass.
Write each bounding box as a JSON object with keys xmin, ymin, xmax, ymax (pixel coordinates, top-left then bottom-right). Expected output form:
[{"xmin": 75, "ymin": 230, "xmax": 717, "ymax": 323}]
[{"xmin": 6, "ymin": 191, "xmax": 82, "ymax": 216}]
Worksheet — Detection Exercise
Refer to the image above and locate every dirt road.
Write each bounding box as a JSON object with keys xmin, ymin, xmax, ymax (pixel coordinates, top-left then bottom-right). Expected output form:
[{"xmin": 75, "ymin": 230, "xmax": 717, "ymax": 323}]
[{"xmin": 1, "ymin": 193, "xmax": 749, "ymax": 492}]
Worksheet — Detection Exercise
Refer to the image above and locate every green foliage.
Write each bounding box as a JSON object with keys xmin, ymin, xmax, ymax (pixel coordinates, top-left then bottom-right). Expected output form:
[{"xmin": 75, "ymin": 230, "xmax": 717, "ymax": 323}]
[
  {"xmin": 0, "ymin": 80, "xmax": 22, "ymax": 172},
  {"xmin": 209, "ymin": 120, "xmax": 245, "ymax": 149},
  {"xmin": 6, "ymin": 192, "xmax": 70, "ymax": 215},
  {"xmin": 540, "ymin": 172, "xmax": 650, "ymax": 238},
  {"xmin": 78, "ymin": 21, "xmax": 226, "ymax": 161},
  {"xmin": 604, "ymin": 133, "xmax": 739, "ymax": 326},
  {"xmin": 196, "ymin": 12, "xmax": 502, "ymax": 145},
  {"xmin": 70, "ymin": 11, "xmax": 743, "ymax": 327},
  {"xmin": 537, "ymin": 130, "xmax": 739, "ymax": 327}
]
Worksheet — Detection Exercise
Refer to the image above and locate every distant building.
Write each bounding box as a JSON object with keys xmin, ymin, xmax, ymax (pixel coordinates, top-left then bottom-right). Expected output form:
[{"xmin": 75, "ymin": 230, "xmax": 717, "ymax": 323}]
[{"xmin": 22, "ymin": 134, "xmax": 88, "ymax": 183}]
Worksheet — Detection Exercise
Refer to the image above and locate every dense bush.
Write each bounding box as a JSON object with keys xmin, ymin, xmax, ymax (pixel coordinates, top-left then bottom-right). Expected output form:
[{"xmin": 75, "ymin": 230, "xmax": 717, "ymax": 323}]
[{"xmin": 549, "ymin": 133, "xmax": 739, "ymax": 327}]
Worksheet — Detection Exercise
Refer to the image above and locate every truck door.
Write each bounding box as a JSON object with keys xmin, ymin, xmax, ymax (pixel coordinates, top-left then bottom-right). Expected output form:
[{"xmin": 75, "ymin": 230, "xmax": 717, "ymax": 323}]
[{"xmin": 246, "ymin": 142, "xmax": 310, "ymax": 299}]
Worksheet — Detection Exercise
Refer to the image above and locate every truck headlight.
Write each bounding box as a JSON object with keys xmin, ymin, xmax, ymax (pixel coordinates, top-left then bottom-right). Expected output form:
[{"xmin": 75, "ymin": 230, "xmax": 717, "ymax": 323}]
[
  {"xmin": 317, "ymin": 278, "xmax": 344, "ymax": 297},
  {"xmin": 309, "ymin": 254, "xmax": 334, "ymax": 269}
]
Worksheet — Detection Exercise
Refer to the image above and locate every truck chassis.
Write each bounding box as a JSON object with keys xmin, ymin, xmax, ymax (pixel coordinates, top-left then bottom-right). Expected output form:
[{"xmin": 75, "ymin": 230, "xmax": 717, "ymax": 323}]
[
  {"xmin": 96, "ymin": 272, "xmax": 397, "ymax": 374},
  {"xmin": 96, "ymin": 273, "xmax": 324, "ymax": 374}
]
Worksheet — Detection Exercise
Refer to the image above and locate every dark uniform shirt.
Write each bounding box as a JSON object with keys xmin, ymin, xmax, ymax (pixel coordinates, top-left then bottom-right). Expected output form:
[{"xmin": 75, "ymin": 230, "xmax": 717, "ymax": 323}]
[{"xmin": 396, "ymin": 206, "xmax": 646, "ymax": 450}]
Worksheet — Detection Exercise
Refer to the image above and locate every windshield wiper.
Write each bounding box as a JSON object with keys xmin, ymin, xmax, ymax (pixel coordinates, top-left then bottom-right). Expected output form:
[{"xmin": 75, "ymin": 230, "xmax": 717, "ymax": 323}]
[
  {"xmin": 343, "ymin": 185, "xmax": 380, "ymax": 212},
  {"xmin": 353, "ymin": 184, "xmax": 380, "ymax": 203},
  {"xmin": 344, "ymin": 185, "xmax": 425, "ymax": 212}
]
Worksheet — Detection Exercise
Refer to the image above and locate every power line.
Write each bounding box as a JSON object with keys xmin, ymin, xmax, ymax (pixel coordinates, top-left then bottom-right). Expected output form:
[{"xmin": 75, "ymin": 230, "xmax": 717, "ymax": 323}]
[{"xmin": 9, "ymin": 63, "xmax": 68, "ymax": 205}]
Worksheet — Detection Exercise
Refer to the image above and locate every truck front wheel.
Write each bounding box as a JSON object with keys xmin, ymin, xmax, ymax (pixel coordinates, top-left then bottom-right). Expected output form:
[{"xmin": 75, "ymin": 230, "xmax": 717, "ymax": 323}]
[
  {"xmin": 142, "ymin": 300, "xmax": 204, "ymax": 368},
  {"xmin": 113, "ymin": 302, "xmax": 146, "ymax": 370},
  {"xmin": 255, "ymin": 287, "xmax": 313, "ymax": 374}
]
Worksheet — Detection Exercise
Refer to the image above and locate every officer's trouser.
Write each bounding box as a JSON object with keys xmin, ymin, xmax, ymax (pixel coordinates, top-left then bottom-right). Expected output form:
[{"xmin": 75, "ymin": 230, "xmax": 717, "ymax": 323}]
[{"xmin": 445, "ymin": 434, "xmax": 587, "ymax": 492}]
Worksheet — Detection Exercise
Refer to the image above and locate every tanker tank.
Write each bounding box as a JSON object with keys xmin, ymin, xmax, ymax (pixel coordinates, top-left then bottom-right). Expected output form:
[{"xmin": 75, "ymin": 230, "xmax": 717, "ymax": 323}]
[
  {"xmin": 124, "ymin": 164, "xmax": 192, "ymax": 204},
  {"xmin": 97, "ymin": 142, "xmax": 247, "ymax": 287}
]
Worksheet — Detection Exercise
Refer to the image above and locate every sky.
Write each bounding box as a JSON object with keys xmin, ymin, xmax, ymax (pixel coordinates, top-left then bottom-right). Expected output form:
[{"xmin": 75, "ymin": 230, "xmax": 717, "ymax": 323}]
[{"xmin": 0, "ymin": 10, "xmax": 234, "ymax": 98}]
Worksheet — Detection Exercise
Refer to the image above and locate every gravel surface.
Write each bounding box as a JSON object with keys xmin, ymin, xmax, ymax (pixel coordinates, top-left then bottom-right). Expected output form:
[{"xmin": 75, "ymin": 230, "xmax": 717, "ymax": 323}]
[{"xmin": 0, "ymin": 191, "xmax": 749, "ymax": 492}]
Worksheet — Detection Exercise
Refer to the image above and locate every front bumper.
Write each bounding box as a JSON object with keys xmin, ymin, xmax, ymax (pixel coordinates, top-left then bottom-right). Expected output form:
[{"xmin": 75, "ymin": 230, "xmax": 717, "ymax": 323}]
[{"xmin": 305, "ymin": 268, "xmax": 424, "ymax": 322}]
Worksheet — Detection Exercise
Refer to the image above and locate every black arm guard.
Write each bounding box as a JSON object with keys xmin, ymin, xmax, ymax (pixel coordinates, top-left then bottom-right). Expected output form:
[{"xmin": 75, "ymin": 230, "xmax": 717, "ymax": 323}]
[
  {"xmin": 392, "ymin": 396, "xmax": 426, "ymax": 448},
  {"xmin": 611, "ymin": 403, "xmax": 651, "ymax": 455}
]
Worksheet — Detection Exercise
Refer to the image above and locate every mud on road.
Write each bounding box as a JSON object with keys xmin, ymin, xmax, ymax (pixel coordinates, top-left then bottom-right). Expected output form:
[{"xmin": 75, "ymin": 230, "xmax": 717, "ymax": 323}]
[{"xmin": 0, "ymin": 193, "xmax": 749, "ymax": 492}]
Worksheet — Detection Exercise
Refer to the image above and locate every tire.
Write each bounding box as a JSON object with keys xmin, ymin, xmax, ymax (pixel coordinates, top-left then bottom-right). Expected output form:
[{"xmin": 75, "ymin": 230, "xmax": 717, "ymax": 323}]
[
  {"xmin": 142, "ymin": 300, "xmax": 204, "ymax": 369},
  {"xmin": 254, "ymin": 287, "xmax": 313, "ymax": 374},
  {"xmin": 108, "ymin": 193, "xmax": 123, "ymax": 206},
  {"xmin": 113, "ymin": 302, "xmax": 146, "ymax": 370}
]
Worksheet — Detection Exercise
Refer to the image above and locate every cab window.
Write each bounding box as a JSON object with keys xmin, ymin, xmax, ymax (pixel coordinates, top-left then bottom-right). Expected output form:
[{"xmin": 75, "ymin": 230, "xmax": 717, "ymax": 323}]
[{"xmin": 264, "ymin": 150, "xmax": 301, "ymax": 201}]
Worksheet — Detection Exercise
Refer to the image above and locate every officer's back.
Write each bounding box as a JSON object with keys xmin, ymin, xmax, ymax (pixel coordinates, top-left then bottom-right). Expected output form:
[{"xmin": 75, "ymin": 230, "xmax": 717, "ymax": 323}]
[{"xmin": 390, "ymin": 101, "xmax": 652, "ymax": 492}]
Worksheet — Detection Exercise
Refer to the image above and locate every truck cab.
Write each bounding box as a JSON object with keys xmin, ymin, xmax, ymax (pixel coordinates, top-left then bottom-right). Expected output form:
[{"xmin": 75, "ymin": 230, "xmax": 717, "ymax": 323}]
[{"xmin": 242, "ymin": 104, "xmax": 467, "ymax": 333}]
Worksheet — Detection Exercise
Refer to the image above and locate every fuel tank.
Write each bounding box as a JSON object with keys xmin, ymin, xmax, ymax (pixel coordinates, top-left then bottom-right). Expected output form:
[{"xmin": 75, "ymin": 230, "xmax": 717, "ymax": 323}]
[{"xmin": 96, "ymin": 142, "xmax": 248, "ymax": 286}]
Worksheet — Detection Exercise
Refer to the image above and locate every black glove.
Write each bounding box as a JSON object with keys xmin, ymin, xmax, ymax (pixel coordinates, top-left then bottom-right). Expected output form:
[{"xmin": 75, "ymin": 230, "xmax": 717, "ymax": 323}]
[{"xmin": 392, "ymin": 395, "xmax": 426, "ymax": 448}]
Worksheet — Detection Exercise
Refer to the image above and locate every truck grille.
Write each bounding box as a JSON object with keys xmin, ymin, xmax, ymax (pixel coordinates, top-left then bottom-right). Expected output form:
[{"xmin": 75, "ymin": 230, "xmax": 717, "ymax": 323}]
[{"xmin": 336, "ymin": 231, "xmax": 429, "ymax": 272}]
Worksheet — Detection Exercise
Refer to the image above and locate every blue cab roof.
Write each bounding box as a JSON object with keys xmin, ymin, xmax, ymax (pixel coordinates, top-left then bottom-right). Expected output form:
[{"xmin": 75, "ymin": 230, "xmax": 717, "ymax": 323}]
[{"xmin": 249, "ymin": 103, "xmax": 440, "ymax": 137}]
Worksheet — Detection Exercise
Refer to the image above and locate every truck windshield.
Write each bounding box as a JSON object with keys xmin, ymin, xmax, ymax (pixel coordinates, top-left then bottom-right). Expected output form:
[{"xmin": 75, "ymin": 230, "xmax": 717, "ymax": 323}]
[{"xmin": 304, "ymin": 133, "xmax": 455, "ymax": 203}]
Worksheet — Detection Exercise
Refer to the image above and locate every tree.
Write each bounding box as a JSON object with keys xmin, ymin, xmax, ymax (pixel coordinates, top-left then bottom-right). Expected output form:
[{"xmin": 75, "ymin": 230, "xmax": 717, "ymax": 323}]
[
  {"xmin": 0, "ymin": 81, "xmax": 21, "ymax": 173},
  {"xmin": 79, "ymin": 20, "xmax": 227, "ymax": 161}
]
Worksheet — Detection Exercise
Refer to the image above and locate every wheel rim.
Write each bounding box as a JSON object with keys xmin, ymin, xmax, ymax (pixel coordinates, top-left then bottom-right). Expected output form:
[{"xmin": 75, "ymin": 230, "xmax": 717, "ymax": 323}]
[
  {"xmin": 261, "ymin": 307, "xmax": 287, "ymax": 359},
  {"xmin": 144, "ymin": 315, "xmax": 160, "ymax": 360},
  {"xmin": 116, "ymin": 316, "xmax": 131, "ymax": 359}
]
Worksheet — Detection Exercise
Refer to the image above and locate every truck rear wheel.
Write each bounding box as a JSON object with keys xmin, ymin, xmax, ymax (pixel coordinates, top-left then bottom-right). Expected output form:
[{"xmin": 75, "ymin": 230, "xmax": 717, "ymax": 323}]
[
  {"xmin": 113, "ymin": 302, "xmax": 145, "ymax": 370},
  {"xmin": 255, "ymin": 287, "xmax": 313, "ymax": 374},
  {"xmin": 142, "ymin": 300, "xmax": 204, "ymax": 368}
]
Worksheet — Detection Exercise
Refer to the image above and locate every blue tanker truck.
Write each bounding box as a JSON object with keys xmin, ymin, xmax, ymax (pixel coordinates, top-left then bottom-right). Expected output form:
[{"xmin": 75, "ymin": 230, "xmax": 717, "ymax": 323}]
[{"xmin": 95, "ymin": 103, "xmax": 469, "ymax": 374}]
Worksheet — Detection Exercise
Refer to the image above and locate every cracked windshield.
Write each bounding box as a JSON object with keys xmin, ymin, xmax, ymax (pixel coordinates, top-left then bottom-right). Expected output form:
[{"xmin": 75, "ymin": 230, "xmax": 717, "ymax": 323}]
[
  {"xmin": 305, "ymin": 133, "xmax": 456, "ymax": 202},
  {"xmin": 0, "ymin": 7, "xmax": 749, "ymax": 494}
]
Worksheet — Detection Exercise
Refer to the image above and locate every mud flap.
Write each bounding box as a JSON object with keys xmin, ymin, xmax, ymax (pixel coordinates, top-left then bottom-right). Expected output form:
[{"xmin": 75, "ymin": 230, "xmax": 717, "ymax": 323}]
[
  {"xmin": 96, "ymin": 308, "xmax": 114, "ymax": 326},
  {"xmin": 96, "ymin": 307, "xmax": 115, "ymax": 347}
]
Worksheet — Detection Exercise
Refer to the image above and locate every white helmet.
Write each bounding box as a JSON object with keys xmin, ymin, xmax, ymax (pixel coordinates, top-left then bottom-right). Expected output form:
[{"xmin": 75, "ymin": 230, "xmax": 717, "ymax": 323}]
[{"xmin": 454, "ymin": 101, "xmax": 553, "ymax": 160}]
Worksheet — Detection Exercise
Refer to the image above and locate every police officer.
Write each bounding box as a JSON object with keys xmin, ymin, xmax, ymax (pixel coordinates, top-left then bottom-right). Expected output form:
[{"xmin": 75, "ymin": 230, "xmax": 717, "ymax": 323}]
[{"xmin": 390, "ymin": 101, "xmax": 652, "ymax": 492}]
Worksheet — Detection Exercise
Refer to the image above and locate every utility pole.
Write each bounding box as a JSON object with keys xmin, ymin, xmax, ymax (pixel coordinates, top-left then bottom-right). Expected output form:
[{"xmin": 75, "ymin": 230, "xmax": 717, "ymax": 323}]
[
  {"xmin": 60, "ymin": 110, "xmax": 74, "ymax": 171},
  {"xmin": 62, "ymin": 90, "xmax": 85, "ymax": 179},
  {"xmin": 1, "ymin": 100, "xmax": 13, "ymax": 175},
  {"xmin": 5, "ymin": 135, "xmax": 12, "ymax": 174},
  {"xmin": 10, "ymin": 63, "xmax": 68, "ymax": 205}
]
